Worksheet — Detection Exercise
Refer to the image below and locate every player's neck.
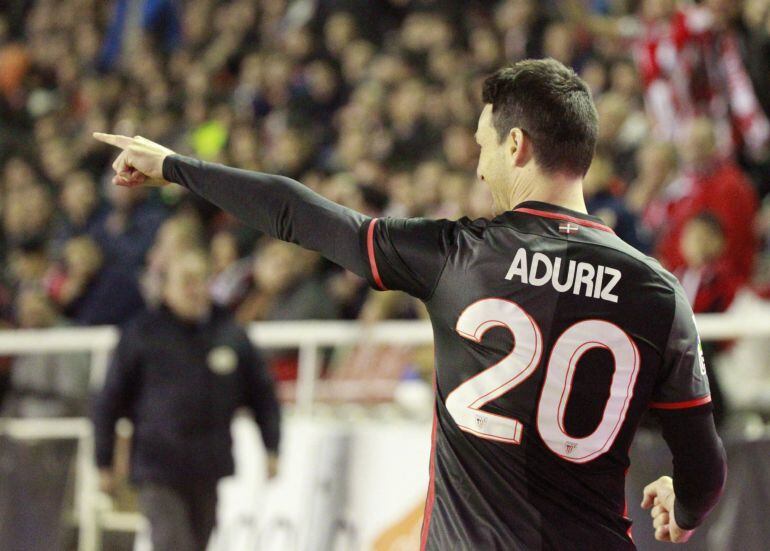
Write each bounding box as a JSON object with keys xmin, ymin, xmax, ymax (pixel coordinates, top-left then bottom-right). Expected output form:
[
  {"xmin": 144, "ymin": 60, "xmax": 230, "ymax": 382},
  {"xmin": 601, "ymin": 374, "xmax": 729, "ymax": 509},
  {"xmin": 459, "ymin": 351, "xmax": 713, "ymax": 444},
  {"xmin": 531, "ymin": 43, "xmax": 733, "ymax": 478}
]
[{"xmin": 504, "ymin": 171, "xmax": 587, "ymax": 214}]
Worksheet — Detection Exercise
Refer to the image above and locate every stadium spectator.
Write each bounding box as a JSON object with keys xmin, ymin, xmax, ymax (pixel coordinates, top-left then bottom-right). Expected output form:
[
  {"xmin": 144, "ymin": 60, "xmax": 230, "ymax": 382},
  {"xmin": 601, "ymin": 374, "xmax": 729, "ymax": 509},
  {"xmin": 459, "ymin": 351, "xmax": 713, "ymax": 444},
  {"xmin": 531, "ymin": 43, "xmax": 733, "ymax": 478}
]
[
  {"xmin": 237, "ymin": 241, "xmax": 339, "ymax": 380},
  {"xmin": 91, "ymin": 181, "xmax": 167, "ymax": 273},
  {"xmin": 50, "ymin": 170, "xmax": 107, "ymax": 255},
  {"xmin": 626, "ymin": 140, "xmax": 679, "ymax": 242},
  {"xmin": 0, "ymin": 0, "xmax": 765, "ymax": 363},
  {"xmin": 677, "ymin": 212, "xmax": 741, "ymax": 314},
  {"xmin": 676, "ymin": 212, "xmax": 736, "ymax": 424},
  {"xmin": 141, "ymin": 213, "xmax": 204, "ymax": 306},
  {"xmin": 655, "ymin": 117, "xmax": 759, "ymax": 283},
  {"xmin": 583, "ymin": 151, "xmax": 648, "ymax": 251},
  {"xmin": 567, "ymin": 0, "xmax": 770, "ymax": 164},
  {"xmin": 595, "ymin": 91, "xmax": 648, "ymax": 183},
  {"xmin": 98, "ymin": 0, "xmax": 182, "ymax": 72},
  {"xmin": 93, "ymin": 250, "xmax": 281, "ymax": 551},
  {"xmin": 235, "ymin": 241, "xmax": 338, "ymax": 323},
  {"xmin": 6, "ymin": 239, "xmax": 48, "ymax": 292},
  {"xmin": 3, "ymin": 182, "xmax": 52, "ymax": 249},
  {"xmin": 47, "ymin": 235, "xmax": 144, "ymax": 325}
]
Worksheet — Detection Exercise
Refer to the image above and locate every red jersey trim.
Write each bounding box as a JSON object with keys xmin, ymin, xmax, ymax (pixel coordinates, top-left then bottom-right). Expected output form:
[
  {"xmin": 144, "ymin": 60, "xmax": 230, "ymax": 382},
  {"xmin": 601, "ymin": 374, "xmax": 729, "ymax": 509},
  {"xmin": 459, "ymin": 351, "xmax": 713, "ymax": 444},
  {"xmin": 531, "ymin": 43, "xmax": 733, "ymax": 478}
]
[
  {"xmin": 514, "ymin": 207, "xmax": 616, "ymax": 234},
  {"xmin": 649, "ymin": 395, "xmax": 712, "ymax": 410},
  {"xmin": 366, "ymin": 218, "xmax": 387, "ymax": 291},
  {"xmin": 420, "ymin": 409, "xmax": 438, "ymax": 551}
]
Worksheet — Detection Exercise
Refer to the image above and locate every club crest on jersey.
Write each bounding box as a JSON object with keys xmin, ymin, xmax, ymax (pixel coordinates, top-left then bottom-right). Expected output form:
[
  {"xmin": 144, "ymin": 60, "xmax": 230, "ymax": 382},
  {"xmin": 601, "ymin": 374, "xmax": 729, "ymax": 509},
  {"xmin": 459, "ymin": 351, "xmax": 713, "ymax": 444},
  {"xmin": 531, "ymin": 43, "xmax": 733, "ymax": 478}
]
[
  {"xmin": 565, "ymin": 441, "xmax": 578, "ymax": 454},
  {"xmin": 475, "ymin": 414, "xmax": 486, "ymax": 428},
  {"xmin": 504, "ymin": 248, "xmax": 621, "ymax": 303}
]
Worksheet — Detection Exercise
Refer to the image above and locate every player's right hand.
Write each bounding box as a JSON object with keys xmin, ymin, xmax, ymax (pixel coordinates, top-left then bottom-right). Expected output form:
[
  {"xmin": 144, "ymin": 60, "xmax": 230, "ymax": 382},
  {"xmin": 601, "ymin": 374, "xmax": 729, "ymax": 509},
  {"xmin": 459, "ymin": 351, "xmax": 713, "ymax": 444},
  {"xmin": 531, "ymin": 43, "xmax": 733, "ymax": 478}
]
[
  {"xmin": 93, "ymin": 132, "xmax": 176, "ymax": 187},
  {"xmin": 641, "ymin": 476, "xmax": 694, "ymax": 543}
]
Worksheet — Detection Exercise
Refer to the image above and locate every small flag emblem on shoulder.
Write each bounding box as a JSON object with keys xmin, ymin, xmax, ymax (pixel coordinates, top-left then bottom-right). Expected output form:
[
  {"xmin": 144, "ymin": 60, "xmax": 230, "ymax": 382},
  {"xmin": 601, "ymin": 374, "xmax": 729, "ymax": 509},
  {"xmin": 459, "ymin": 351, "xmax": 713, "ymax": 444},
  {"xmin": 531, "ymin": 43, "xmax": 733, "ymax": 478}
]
[{"xmin": 559, "ymin": 222, "xmax": 580, "ymax": 234}]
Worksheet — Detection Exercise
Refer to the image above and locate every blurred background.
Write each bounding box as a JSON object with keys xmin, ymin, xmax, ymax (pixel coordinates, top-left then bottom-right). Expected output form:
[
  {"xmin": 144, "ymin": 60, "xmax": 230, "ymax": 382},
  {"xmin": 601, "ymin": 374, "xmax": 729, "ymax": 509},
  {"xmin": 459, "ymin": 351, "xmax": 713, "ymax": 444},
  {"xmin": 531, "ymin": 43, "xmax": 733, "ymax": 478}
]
[{"xmin": 0, "ymin": 0, "xmax": 769, "ymax": 550}]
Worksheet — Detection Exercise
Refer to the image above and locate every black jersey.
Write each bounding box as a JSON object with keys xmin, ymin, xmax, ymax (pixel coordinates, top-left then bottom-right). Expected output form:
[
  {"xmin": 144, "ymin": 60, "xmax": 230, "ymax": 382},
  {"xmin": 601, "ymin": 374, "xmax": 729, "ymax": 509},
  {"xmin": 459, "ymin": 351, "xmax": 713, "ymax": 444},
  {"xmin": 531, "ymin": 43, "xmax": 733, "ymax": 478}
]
[
  {"xmin": 359, "ymin": 201, "xmax": 711, "ymax": 551},
  {"xmin": 164, "ymin": 155, "xmax": 724, "ymax": 550}
]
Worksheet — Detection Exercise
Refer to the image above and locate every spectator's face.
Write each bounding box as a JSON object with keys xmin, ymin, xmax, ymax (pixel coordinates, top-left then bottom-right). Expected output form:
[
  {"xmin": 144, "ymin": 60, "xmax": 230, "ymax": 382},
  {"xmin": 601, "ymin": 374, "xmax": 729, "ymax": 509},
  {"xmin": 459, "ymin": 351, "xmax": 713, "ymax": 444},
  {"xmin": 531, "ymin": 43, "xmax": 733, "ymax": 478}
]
[
  {"xmin": 596, "ymin": 94, "xmax": 628, "ymax": 143},
  {"xmin": 610, "ymin": 61, "xmax": 639, "ymax": 98},
  {"xmin": 681, "ymin": 219, "xmax": 725, "ymax": 268},
  {"xmin": 325, "ymin": 12, "xmax": 356, "ymax": 56},
  {"xmin": 64, "ymin": 237, "xmax": 103, "ymax": 280},
  {"xmin": 3, "ymin": 157, "xmax": 37, "ymax": 192},
  {"xmin": 706, "ymin": 0, "xmax": 741, "ymax": 28},
  {"xmin": 323, "ymin": 174, "xmax": 365, "ymax": 211},
  {"xmin": 471, "ymin": 28, "xmax": 502, "ymax": 70},
  {"xmin": 148, "ymin": 217, "xmax": 202, "ymax": 272},
  {"xmin": 680, "ymin": 118, "xmax": 717, "ymax": 168},
  {"xmin": 9, "ymin": 249, "xmax": 48, "ymax": 284},
  {"xmin": 583, "ymin": 156, "xmax": 613, "ymax": 196},
  {"xmin": 106, "ymin": 180, "xmax": 145, "ymax": 210},
  {"xmin": 16, "ymin": 290, "xmax": 57, "ymax": 329},
  {"xmin": 39, "ymin": 139, "xmax": 74, "ymax": 182},
  {"xmin": 543, "ymin": 22, "xmax": 574, "ymax": 66},
  {"xmin": 443, "ymin": 126, "xmax": 477, "ymax": 171},
  {"xmin": 164, "ymin": 253, "xmax": 211, "ymax": 321},
  {"xmin": 580, "ymin": 60, "xmax": 607, "ymax": 97},
  {"xmin": 743, "ymin": 0, "xmax": 768, "ymax": 29},
  {"xmin": 210, "ymin": 231, "xmax": 238, "ymax": 275},
  {"xmin": 4, "ymin": 184, "xmax": 53, "ymax": 239},
  {"xmin": 253, "ymin": 242, "xmax": 317, "ymax": 295},
  {"xmin": 284, "ymin": 27, "xmax": 313, "ymax": 61},
  {"xmin": 342, "ymin": 41, "xmax": 375, "ymax": 83},
  {"xmin": 637, "ymin": 142, "xmax": 676, "ymax": 186},
  {"xmin": 61, "ymin": 172, "xmax": 97, "ymax": 225},
  {"xmin": 306, "ymin": 61, "xmax": 338, "ymax": 103},
  {"xmin": 642, "ymin": 0, "xmax": 676, "ymax": 22},
  {"xmin": 495, "ymin": 0, "xmax": 535, "ymax": 30}
]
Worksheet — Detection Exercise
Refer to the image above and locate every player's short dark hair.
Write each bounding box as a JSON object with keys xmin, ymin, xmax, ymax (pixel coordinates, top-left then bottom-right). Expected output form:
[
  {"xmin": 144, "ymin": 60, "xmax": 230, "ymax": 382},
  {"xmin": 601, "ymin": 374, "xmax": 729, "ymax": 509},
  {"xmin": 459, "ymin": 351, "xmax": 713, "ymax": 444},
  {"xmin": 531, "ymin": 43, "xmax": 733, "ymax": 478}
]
[{"xmin": 482, "ymin": 58, "xmax": 598, "ymax": 177}]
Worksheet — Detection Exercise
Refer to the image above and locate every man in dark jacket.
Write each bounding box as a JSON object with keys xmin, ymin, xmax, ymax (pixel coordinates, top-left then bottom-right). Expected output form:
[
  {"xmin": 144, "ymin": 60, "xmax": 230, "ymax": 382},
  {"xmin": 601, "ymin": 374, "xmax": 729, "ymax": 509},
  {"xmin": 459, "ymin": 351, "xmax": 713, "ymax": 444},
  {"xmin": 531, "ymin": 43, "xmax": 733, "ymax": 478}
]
[{"xmin": 92, "ymin": 249, "xmax": 281, "ymax": 551}]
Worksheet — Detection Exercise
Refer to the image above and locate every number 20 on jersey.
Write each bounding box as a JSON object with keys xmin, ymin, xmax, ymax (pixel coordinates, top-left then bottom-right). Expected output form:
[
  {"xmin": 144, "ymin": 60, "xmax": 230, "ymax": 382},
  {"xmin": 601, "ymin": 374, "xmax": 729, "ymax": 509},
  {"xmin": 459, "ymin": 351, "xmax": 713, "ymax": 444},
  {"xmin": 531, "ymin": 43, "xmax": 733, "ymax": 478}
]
[{"xmin": 446, "ymin": 298, "xmax": 639, "ymax": 464}]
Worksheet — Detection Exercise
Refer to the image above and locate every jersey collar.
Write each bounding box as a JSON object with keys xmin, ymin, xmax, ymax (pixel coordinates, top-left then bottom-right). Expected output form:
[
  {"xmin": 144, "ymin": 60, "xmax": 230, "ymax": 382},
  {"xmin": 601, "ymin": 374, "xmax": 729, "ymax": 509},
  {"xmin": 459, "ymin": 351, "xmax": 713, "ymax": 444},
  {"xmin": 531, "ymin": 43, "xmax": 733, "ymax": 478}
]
[{"xmin": 509, "ymin": 201, "xmax": 615, "ymax": 234}]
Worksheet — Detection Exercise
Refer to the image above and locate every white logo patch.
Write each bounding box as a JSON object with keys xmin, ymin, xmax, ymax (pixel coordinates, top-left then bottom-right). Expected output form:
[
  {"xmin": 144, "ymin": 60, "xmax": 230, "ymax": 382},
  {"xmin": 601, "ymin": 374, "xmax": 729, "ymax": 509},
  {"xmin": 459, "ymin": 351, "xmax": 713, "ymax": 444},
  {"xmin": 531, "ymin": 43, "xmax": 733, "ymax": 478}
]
[
  {"xmin": 692, "ymin": 316, "xmax": 707, "ymax": 376},
  {"xmin": 207, "ymin": 346, "xmax": 238, "ymax": 375}
]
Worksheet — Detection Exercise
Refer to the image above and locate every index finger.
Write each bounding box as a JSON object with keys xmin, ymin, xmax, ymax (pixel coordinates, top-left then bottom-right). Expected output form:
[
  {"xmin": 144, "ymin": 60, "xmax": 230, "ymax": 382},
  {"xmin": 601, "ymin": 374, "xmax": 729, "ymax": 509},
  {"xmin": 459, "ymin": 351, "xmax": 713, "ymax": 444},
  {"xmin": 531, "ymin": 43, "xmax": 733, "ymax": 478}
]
[
  {"xmin": 641, "ymin": 483, "xmax": 658, "ymax": 509},
  {"xmin": 93, "ymin": 132, "xmax": 134, "ymax": 149}
]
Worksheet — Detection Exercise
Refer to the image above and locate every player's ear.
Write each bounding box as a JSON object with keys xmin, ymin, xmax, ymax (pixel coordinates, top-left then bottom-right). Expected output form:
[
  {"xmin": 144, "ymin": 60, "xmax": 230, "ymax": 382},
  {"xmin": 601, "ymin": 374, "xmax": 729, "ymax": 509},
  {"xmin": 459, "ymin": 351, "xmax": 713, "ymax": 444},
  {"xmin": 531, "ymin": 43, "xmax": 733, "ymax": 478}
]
[{"xmin": 509, "ymin": 127, "xmax": 531, "ymax": 168}]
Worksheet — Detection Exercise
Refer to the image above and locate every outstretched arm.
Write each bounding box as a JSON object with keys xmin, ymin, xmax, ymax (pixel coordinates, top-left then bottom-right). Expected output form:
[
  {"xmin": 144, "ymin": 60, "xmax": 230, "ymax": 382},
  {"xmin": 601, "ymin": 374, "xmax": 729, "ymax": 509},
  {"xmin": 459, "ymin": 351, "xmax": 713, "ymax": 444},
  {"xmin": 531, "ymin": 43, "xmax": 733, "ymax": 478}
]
[{"xmin": 93, "ymin": 133, "xmax": 370, "ymax": 277}]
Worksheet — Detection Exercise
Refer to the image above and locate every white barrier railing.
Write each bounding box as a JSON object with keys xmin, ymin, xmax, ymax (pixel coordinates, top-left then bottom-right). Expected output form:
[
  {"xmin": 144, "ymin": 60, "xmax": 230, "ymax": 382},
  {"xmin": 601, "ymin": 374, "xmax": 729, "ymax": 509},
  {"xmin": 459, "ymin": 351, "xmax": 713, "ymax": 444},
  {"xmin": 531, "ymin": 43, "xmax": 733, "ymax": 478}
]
[{"xmin": 0, "ymin": 314, "xmax": 769, "ymax": 550}]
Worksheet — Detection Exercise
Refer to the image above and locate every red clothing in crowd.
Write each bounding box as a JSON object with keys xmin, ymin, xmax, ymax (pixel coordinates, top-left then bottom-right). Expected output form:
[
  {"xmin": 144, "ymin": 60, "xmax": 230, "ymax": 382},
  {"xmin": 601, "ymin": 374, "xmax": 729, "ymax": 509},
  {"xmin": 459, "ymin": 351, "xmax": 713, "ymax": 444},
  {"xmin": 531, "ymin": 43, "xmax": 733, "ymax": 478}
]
[
  {"xmin": 677, "ymin": 260, "xmax": 742, "ymax": 314},
  {"xmin": 656, "ymin": 160, "xmax": 758, "ymax": 283},
  {"xmin": 634, "ymin": 6, "xmax": 770, "ymax": 157}
]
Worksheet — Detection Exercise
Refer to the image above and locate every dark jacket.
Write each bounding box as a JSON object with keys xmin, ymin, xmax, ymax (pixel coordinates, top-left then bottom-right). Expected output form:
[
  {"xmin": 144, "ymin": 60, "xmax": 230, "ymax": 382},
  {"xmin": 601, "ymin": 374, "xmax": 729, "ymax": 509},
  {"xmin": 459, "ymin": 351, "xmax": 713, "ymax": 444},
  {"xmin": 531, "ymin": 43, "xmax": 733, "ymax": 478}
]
[{"xmin": 92, "ymin": 305, "xmax": 280, "ymax": 486}]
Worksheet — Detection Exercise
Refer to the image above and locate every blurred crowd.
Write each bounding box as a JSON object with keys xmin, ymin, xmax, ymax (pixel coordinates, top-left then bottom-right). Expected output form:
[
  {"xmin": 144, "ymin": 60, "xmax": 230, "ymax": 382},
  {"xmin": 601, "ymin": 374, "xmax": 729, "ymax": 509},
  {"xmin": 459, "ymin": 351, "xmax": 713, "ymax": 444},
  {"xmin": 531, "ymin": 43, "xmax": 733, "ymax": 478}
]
[{"xmin": 1, "ymin": 0, "xmax": 770, "ymax": 388}]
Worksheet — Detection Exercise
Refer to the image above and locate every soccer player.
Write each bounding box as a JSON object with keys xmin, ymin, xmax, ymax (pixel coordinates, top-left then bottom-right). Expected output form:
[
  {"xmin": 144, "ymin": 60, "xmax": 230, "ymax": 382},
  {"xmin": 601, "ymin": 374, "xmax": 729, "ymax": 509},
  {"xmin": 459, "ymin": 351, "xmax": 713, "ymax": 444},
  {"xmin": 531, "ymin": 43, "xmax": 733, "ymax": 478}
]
[{"xmin": 95, "ymin": 58, "xmax": 726, "ymax": 550}]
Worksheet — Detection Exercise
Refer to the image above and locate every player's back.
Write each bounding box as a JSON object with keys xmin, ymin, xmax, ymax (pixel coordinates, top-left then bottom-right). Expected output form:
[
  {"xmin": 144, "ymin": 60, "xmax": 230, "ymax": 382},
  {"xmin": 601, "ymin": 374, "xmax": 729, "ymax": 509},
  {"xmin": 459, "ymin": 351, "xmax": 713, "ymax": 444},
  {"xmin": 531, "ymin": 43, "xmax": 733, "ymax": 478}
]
[{"xmin": 415, "ymin": 201, "xmax": 710, "ymax": 550}]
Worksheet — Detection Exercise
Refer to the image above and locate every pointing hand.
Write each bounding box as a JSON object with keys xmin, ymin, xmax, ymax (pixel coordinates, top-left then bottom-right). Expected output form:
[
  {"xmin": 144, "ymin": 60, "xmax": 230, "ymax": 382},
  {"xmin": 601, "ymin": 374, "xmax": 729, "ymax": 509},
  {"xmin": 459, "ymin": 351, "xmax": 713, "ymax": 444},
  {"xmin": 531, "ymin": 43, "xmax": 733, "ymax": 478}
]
[{"xmin": 93, "ymin": 132, "xmax": 176, "ymax": 187}]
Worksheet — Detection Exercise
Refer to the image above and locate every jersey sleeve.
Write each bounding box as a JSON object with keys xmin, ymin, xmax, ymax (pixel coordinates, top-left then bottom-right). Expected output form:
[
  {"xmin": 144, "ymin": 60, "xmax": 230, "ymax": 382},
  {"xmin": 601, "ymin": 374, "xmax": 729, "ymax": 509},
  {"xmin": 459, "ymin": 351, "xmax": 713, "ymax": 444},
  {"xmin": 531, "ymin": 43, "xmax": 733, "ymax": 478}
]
[
  {"xmin": 358, "ymin": 217, "xmax": 455, "ymax": 300},
  {"xmin": 650, "ymin": 287, "xmax": 711, "ymax": 410}
]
